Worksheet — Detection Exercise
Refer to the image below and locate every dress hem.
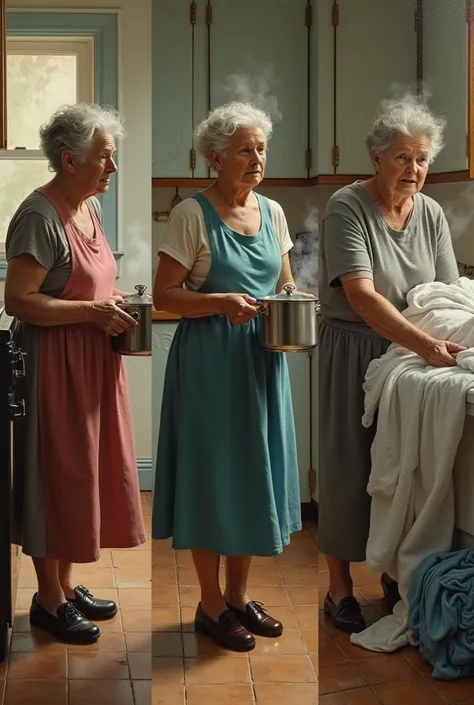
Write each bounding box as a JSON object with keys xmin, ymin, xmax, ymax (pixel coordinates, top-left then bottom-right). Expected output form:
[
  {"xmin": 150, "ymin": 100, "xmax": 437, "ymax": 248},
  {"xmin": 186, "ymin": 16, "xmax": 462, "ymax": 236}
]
[{"xmin": 21, "ymin": 533, "xmax": 148, "ymax": 563}]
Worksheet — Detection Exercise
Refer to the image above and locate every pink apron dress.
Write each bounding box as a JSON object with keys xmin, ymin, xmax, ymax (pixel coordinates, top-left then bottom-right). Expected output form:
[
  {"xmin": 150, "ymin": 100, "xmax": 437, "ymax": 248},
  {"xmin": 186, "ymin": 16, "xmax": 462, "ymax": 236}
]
[{"xmin": 35, "ymin": 186, "xmax": 146, "ymax": 562}]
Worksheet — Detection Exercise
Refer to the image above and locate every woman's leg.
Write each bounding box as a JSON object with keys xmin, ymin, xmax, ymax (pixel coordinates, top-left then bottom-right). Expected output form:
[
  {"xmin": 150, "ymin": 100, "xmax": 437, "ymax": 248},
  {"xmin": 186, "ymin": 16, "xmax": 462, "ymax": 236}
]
[
  {"xmin": 58, "ymin": 560, "xmax": 75, "ymax": 599},
  {"xmin": 223, "ymin": 555, "xmax": 252, "ymax": 610},
  {"xmin": 326, "ymin": 555, "xmax": 353, "ymax": 604},
  {"xmin": 191, "ymin": 549, "xmax": 227, "ymax": 621},
  {"xmin": 33, "ymin": 557, "xmax": 65, "ymax": 615}
]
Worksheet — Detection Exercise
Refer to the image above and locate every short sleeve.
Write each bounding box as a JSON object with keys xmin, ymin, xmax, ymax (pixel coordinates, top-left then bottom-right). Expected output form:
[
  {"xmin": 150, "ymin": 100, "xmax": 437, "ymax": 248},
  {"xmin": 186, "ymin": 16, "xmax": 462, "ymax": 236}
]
[
  {"xmin": 158, "ymin": 208, "xmax": 199, "ymax": 271},
  {"xmin": 435, "ymin": 211, "xmax": 459, "ymax": 284},
  {"xmin": 270, "ymin": 200, "xmax": 293, "ymax": 255},
  {"xmin": 323, "ymin": 200, "xmax": 373, "ymax": 287},
  {"xmin": 5, "ymin": 213, "xmax": 60, "ymax": 271}
]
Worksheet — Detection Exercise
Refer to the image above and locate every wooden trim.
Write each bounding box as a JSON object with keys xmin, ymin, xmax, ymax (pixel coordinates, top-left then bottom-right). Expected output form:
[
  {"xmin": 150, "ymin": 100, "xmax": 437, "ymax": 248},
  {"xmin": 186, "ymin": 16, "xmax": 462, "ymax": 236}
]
[
  {"xmin": 425, "ymin": 169, "xmax": 471, "ymax": 183},
  {"xmin": 152, "ymin": 308, "xmax": 181, "ymax": 322},
  {"xmin": 468, "ymin": 0, "xmax": 474, "ymax": 177},
  {"xmin": 0, "ymin": 0, "xmax": 6, "ymax": 150}
]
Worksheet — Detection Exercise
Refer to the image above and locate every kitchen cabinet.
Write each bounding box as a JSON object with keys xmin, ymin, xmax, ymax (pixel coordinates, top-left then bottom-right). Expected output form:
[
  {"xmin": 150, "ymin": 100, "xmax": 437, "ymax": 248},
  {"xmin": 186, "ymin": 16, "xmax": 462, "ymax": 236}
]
[
  {"xmin": 209, "ymin": 0, "xmax": 310, "ymax": 179},
  {"xmin": 151, "ymin": 321, "xmax": 317, "ymax": 504},
  {"xmin": 152, "ymin": 0, "xmax": 310, "ymax": 182},
  {"xmin": 332, "ymin": 0, "xmax": 417, "ymax": 175},
  {"xmin": 152, "ymin": 0, "xmax": 208, "ymax": 178},
  {"xmin": 422, "ymin": 0, "xmax": 468, "ymax": 175}
]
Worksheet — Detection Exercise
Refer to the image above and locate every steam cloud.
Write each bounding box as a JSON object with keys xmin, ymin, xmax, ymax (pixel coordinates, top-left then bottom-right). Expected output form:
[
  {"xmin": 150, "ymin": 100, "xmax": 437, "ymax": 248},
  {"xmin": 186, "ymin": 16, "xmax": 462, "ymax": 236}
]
[
  {"xmin": 290, "ymin": 204, "xmax": 320, "ymax": 294},
  {"xmin": 123, "ymin": 224, "xmax": 152, "ymax": 282},
  {"xmin": 222, "ymin": 59, "xmax": 282, "ymax": 123}
]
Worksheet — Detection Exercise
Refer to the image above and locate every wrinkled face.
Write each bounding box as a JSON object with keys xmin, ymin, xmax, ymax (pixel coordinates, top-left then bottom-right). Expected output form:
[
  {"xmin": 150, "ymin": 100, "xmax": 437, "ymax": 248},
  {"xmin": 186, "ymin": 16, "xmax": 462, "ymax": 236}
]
[
  {"xmin": 372, "ymin": 133, "xmax": 431, "ymax": 196},
  {"xmin": 63, "ymin": 131, "xmax": 117, "ymax": 196},
  {"xmin": 211, "ymin": 127, "xmax": 267, "ymax": 188}
]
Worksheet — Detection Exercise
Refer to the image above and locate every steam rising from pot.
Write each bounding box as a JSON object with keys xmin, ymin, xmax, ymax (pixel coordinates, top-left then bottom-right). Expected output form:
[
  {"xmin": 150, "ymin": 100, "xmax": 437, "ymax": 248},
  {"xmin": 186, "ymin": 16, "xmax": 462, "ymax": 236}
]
[
  {"xmin": 290, "ymin": 205, "xmax": 320, "ymax": 294},
  {"xmin": 222, "ymin": 59, "xmax": 282, "ymax": 123}
]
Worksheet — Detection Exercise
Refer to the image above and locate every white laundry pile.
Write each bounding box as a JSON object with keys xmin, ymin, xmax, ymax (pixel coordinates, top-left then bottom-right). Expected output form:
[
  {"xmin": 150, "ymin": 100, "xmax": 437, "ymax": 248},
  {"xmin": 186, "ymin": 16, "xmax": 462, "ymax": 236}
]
[{"xmin": 350, "ymin": 277, "xmax": 474, "ymax": 653}]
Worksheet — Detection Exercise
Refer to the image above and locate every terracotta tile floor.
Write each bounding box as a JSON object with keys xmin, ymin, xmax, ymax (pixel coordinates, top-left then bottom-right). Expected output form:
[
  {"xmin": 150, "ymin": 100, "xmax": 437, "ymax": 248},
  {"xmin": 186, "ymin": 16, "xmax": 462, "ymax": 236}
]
[
  {"xmin": 318, "ymin": 550, "xmax": 474, "ymax": 704},
  {"xmin": 0, "ymin": 491, "xmax": 152, "ymax": 705},
  {"xmin": 152, "ymin": 520, "xmax": 318, "ymax": 704}
]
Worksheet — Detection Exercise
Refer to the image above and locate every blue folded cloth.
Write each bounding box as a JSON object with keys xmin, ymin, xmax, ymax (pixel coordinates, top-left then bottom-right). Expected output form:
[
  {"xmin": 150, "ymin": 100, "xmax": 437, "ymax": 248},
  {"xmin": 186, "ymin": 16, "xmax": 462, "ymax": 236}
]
[{"xmin": 408, "ymin": 548, "xmax": 474, "ymax": 680}]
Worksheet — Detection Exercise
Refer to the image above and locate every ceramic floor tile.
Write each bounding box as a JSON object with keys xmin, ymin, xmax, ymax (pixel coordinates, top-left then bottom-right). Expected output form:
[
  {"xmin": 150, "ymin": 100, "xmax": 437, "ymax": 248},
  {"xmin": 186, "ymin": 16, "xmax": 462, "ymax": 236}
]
[
  {"xmin": 182, "ymin": 633, "xmax": 247, "ymax": 659},
  {"xmin": 68, "ymin": 630, "xmax": 126, "ymax": 652},
  {"xmin": 120, "ymin": 607, "xmax": 151, "ymax": 632},
  {"xmin": 69, "ymin": 679, "xmax": 134, "ymax": 705},
  {"xmin": 118, "ymin": 588, "xmax": 151, "ymax": 608},
  {"xmin": 254, "ymin": 682, "xmax": 318, "ymax": 705},
  {"xmin": 152, "ymin": 606, "xmax": 181, "ymax": 631},
  {"xmin": 133, "ymin": 679, "xmax": 152, "ymax": 705},
  {"xmin": 152, "ymin": 586, "xmax": 179, "ymax": 607},
  {"xmin": 152, "ymin": 633, "xmax": 184, "ymax": 658},
  {"xmin": 68, "ymin": 650, "xmax": 129, "ymax": 679},
  {"xmin": 279, "ymin": 566, "xmax": 317, "ymax": 586},
  {"xmin": 250, "ymin": 655, "xmax": 316, "ymax": 683},
  {"xmin": 10, "ymin": 631, "xmax": 67, "ymax": 653},
  {"xmin": 8, "ymin": 651, "xmax": 67, "ymax": 680},
  {"xmin": 318, "ymin": 661, "xmax": 367, "ymax": 694},
  {"xmin": 184, "ymin": 657, "xmax": 252, "ymax": 685},
  {"xmin": 285, "ymin": 585, "xmax": 318, "ymax": 605},
  {"xmin": 151, "ymin": 685, "xmax": 186, "ymax": 705},
  {"xmin": 128, "ymin": 650, "xmax": 151, "ymax": 679},
  {"xmin": 70, "ymin": 568, "xmax": 116, "ymax": 589},
  {"xmin": 152, "ymin": 657, "xmax": 185, "ymax": 686},
  {"xmin": 186, "ymin": 684, "xmax": 255, "ymax": 705},
  {"xmin": 354, "ymin": 653, "xmax": 419, "ymax": 685},
  {"xmin": 251, "ymin": 629, "xmax": 308, "ymax": 656},
  {"xmin": 112, "ymin": 550, "xmax": 151, "ymax": 568},
  {"xmin": 125, "ymin": 632, "xmax": 152, "ymax": 652},
  {"xmin": 319, "ymin": 687, "xmax": 384, "ymax": 704},
  {"xmin": 3, "ymin": 679, "xmax": 68, "ymax": 705},
  {"xmin": 374, "ymin": 676, "xmax": 447, "ymax": 704},
  {"xmin": 115, "ymin": 567, "xmax": 151, "ymax": 589},
  {"xmin": 153, "ymin": 566, "xmax": 178, "ymax": 585}
]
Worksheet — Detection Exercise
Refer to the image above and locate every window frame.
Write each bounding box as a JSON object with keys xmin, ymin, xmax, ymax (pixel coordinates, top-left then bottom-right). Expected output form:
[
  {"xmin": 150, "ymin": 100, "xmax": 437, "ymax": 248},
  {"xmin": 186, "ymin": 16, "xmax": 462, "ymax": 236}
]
[{"xmin": 0, "ymin": 11, "xmax": 120, "ymax": 278}]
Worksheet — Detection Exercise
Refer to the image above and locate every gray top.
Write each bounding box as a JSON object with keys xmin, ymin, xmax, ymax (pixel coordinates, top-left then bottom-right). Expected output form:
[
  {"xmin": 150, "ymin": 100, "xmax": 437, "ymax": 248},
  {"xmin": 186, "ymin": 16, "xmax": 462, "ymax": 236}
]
[
  {"xmin": 318, "ymin": 182, "xmax": 459, "ymax": 325},
  {"xmin": 5, "ymin": 191, "xmax": 102, "ymax": 297}
]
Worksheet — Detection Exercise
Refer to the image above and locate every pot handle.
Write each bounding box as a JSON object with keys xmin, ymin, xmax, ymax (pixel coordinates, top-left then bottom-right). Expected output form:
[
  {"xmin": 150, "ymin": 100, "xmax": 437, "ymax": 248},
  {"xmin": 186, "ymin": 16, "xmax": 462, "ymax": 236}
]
[{"xmin": 255, "ymin": 301, "xmax": 269, "ymax": 316}]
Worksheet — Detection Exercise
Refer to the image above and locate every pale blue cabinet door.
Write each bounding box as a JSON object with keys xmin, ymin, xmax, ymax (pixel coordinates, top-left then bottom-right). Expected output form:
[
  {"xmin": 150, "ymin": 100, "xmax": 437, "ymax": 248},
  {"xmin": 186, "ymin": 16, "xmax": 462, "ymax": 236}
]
[
  {"xmin": 423, "ymin": 0, "xmax": 468, "ymax": 174},
  {"xmin": 151, "ymin": 323, "xmax": 178, "ymax": 489},
  {"xmin": 209, "ymin": 0, "xmax": 309, "ymax": 179},
  {"xmin": 286, "ymin": 352, "xmax": 312, "ymax": 503},
  {"xmin": 152, "ymin": 0, "xmax": 194, "ymax": 178},
  {"xmin": 311, "ymin": 0, "xmax": 335, "ymax": 177},
  {"xmin": 336, "ymin": 0, "xmax": 417, "ymax": 174}
]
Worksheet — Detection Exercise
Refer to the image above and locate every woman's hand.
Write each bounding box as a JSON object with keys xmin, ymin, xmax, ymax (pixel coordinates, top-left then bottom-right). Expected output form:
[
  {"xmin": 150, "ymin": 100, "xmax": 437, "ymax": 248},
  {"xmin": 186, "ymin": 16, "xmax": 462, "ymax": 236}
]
[
  {"xmin": 419, "ymin": 338, "xmax": 467, "ymax": 367},
  {"xmin": 222, "ymin": 293, "xmax": 258, "ymax": 325},
  {"xmin": 87, "ymin": 296, "xmax": 138, "ymax": 336}
]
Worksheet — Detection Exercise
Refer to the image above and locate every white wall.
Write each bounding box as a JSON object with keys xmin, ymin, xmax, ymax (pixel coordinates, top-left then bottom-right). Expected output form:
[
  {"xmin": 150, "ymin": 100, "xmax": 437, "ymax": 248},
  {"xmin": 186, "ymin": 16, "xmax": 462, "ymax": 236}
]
[{"xmin": 5, "ymin": 0, "xmax": 152, "ymax": 458}]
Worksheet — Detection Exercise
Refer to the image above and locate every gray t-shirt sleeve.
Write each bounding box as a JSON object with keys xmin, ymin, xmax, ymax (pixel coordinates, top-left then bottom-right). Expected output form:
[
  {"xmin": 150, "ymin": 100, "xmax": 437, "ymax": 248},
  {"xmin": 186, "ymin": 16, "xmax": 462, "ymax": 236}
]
[
  {"xmin": 435, "ymin": 211, "xmax": 459, "ymax": 284},
  {"xmin": 6, "ymin": 213, "xmax": 60, "ymax": 271},
  {"xmin": 324, "ymin": 201, "xmax": 374, "ymax": 288},
  {"xmin": 89, "ymin": 196, "xmax": 103, "ymax": 225}
]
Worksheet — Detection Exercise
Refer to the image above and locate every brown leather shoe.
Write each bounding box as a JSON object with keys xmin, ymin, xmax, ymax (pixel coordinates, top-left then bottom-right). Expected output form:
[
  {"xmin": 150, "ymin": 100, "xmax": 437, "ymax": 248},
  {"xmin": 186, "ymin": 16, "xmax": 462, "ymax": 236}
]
[
  {"xmin": 194, "ymin": 603, "xmax": 256, "ymax": 652},
  {"xmin": 226, "ymin": 601, "xmax": 283, "ymax": 638}
]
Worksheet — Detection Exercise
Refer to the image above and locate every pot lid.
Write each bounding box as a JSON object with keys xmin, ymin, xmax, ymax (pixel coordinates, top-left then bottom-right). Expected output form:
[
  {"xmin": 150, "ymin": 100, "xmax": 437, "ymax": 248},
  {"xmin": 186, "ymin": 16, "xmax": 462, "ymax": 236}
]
[
  {"xmin": 262, "ymin": 283, "xmax": 317, "ymax": 302},
  {"xmin": 122, "ymin": 284, "xmax": 153, "ymax": 305}
]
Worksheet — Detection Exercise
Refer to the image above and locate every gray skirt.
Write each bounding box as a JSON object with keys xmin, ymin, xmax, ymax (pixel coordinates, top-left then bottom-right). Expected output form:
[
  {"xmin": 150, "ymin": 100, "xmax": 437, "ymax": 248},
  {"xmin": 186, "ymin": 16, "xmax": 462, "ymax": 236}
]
[{"xmin": 317, "ymin": 318, "xmax": 390, "ymax": 562}]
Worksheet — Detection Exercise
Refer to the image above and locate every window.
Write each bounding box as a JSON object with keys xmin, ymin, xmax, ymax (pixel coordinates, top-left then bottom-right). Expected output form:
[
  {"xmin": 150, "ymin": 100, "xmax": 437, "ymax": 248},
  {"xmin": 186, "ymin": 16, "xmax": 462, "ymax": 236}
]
[
  {"xmin": 0, "ymin": 38, "xmax": 94, "ymax": 254},
  {"xmin": 0, "ymin": 12, "xmax": 119, "ymax": 276}
]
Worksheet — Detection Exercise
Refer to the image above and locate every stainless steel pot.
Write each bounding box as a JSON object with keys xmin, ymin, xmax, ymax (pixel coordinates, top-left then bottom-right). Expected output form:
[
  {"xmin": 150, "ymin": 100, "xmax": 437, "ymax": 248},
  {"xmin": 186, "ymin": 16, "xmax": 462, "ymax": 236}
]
[
  {"xmin": 112, "ymin": 284, "xmax": 152, "ymax": 357},
  {"xmin": 256, "ymin": 284, "xmax": 320, "ymax": 353}
]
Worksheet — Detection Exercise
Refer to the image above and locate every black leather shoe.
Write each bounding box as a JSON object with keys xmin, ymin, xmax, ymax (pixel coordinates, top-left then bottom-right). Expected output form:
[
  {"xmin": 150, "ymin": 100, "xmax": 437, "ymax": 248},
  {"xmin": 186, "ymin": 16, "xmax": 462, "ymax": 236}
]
[
  {"xmin": 226, "ymin": 601, "xmax": 283, "ymax": 638},
  {"xmin": 381, "ymin": 573, "xmax": 401, "ymax": 609},
  {"xmin": 194, "ymin": 603, "xmax": 256, "ymax": 652},
  {"xmin": 324, "ymin": 592, "xmax": 366, "ymax": 634},
  {"xmin": 30, "ymin": 593, "xmax": 100, "ymax": 643},
  {"xmin": 67, "ymin": 585, "xmax": 118, "ymax": 620}
]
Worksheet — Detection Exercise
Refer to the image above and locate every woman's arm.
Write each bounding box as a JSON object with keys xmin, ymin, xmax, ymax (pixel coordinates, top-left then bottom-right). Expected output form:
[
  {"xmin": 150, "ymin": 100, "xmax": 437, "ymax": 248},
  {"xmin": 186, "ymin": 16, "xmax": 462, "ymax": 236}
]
[
  {"xmin": 5, "ymin": 255, "xmax": 91, "ymax": 325},
  {"xmin": 153, "ymin": 253, "xmax": 257, "ymax": 322},
  {"xmin": 341, "ymin": 275, "xmax": 465, "ymax": 366}
]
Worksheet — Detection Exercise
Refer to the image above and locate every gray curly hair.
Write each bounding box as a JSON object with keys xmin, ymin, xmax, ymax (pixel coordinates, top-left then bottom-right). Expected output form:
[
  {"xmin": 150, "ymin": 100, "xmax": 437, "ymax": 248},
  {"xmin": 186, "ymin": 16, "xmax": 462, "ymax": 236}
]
[
  {"xmin": 365, "ymin": 96, "xmax": 445, "ymax": 163},
  {"xmin": 40, "ymin": 103, "xmax": 125, "ymax": 171},
  {"xmin": 194, "ymin": 101, "xmax": 273, "ymax": 166}
]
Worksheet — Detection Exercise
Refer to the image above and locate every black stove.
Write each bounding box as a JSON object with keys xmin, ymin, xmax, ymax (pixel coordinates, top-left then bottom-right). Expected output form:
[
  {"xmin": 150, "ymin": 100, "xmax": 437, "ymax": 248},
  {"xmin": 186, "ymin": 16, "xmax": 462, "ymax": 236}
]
[{"xmin": 0, "ymin": 305, "xmax": 26, "ymax": 661}]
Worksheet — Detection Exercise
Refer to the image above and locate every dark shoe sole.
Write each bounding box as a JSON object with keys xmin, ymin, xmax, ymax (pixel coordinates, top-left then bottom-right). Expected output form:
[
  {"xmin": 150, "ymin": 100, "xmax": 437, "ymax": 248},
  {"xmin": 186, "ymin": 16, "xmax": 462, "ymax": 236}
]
[
  {"xmin": 323, "ymin": 603, "xmax": 366, "ymax": 634},
  {"xmin": 72, "ymin": 605, "xmax": 118, "ymax": 621},
  {"xmin": 30, "ymin": 614, "xmax": 101, "ymax": 644},
  {"xmin": 194, "ymin": 619, "xmax": 256, "ymax": 652}
]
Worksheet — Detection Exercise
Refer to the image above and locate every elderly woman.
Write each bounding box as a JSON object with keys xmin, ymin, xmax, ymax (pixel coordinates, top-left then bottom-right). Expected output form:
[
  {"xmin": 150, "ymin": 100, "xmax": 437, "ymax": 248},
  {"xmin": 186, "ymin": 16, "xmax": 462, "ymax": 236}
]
[
  {"xmin": 318, "ymin": 97, "xmax": 465, "ymax": 634},
  {"xmin": 152, "ymin": 101, "xmax": 306, "ymax": 651},
  {"xmin": 4, "ymin": 103, "xmax": 146, "ymax": 644}
]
